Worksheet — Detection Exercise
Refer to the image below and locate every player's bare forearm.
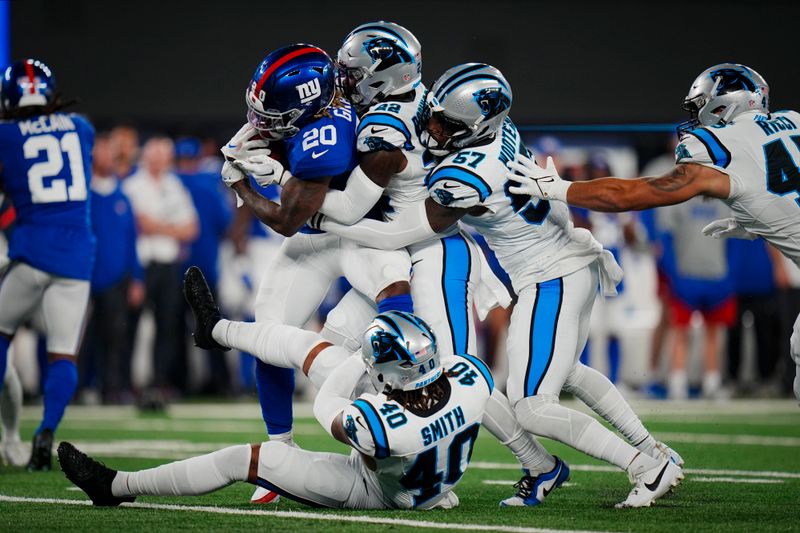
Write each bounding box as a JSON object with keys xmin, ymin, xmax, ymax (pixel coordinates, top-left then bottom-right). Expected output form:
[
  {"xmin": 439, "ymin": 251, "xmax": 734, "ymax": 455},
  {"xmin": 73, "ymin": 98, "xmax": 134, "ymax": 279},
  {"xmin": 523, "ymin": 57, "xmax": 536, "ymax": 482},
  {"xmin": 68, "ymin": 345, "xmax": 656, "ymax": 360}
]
[
  {"xmin": 566, "ymin": 163, "xmax": 729, "ymax": 212},
  {"xmin": 425, "ymin": 197, "xmax": 469, "ymax": 233},
  {"xmin": 233, "ymin": 177, "xmax": 329, "ymax": 237},
  {"xmin": 360, "ymin": 149, "xmax": 407, "ymax": 187}
]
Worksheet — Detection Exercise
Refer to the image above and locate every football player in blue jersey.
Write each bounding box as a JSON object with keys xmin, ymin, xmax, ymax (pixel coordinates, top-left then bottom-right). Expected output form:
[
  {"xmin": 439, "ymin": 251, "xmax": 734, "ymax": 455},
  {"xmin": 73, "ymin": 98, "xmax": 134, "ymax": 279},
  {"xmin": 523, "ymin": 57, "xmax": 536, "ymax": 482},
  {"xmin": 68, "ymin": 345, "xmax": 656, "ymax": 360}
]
[
  {"xmin": 0, "ymin": 59, "xmax": 96, "ymax": 471},
  {"xmin": 214, "ymin": 44, "xmax": 413, "ymax": 502}
]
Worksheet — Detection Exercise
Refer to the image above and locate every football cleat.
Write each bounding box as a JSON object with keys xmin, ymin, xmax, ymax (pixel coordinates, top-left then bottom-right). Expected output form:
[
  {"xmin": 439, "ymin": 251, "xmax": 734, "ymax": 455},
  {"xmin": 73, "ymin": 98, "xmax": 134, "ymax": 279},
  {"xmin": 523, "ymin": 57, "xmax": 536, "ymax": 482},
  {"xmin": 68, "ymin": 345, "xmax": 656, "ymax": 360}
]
[
  {"xmin": 616, "ymin": 459, "xmax": 684, "ymax": 509},
  {"xmin": 250, "ymin": 485, "xmax": 281, "ymax": 504},
  {"xmin": 57, "ymin": 441, "xmax": 135, "ymax": 506},
  {"xmin": 26, "ymin": 428, "xmax": 53, "ymax": 471},
  {"xmin": 654, "ymin": 441, "xmax": 684, "ymax": 467},
  {"xmin": 183, "ymin": 266, "xmax": 229, "ymax": 352},
  {"xmin": 499, "ymin": 456, "xmax": 570, "ymax": 507},
  {"xmin": 1, "ymin": 436, "xmax": 29, "ymax": 467}
]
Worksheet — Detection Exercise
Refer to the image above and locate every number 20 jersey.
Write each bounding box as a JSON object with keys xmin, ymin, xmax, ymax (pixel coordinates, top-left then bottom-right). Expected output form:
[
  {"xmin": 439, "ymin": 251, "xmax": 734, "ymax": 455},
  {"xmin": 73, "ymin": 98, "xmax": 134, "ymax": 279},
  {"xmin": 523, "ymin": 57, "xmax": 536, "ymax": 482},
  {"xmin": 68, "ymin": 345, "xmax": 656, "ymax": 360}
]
[
  {"xmin": 426, "ymin": 118, "xmax": 603, "ymax": 291},
  {"xmin": 340, "ymin": 354, "xmax": 492, "ymax": 509},
  {"xmin": 0, "ymin": 113, "xmax": 96, "ymax": 280},
  {"xmin": 676, "ymin": 109, "xmax": 800, "ymax": 266}
]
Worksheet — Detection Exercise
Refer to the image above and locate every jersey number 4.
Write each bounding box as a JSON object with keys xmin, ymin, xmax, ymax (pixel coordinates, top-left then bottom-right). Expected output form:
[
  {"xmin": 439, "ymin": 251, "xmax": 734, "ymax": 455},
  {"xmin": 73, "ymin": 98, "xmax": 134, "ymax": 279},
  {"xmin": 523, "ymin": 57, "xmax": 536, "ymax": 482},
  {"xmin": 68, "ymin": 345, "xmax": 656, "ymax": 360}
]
[
  {"xmin": 24, "ymin": 133, "xmax": 87, "ymax": 204},
  {"xmin": 399, "ymin": 423, "xmax": 480, "ymax": 507},
  {"xmin": 765, "ymin": 134, "xmax": 800, "ymax": 205}
]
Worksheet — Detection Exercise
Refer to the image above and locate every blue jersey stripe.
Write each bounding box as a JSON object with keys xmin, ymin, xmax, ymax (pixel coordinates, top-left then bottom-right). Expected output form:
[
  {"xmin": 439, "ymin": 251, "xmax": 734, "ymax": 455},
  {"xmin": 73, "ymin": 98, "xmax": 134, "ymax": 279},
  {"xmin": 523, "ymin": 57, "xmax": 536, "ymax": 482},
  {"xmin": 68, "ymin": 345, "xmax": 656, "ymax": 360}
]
[
  {"xmin": 441, "ymin": 233, "xmax": 471, "ymax": 355},
  {"xmin": 457, "ymin": 354, "xmax": 494, "ymax": 392},
  {"xmin": 427, "ymin": 165, "xmax": 492, "ymax": 201},
  {"xmin": 357, "ymin": 113, "xmax": 413, "ymax": 147},
  {"xmin": 353, "ymin": 399, "xmax": 390, "ymax": 459},
  {"xmin": 524, "ymin": 278, "xmax": 564, "ymax": 397},
  {"xmin": 688, "ymin": 128, "xmax": 731, "ymax": 168}
]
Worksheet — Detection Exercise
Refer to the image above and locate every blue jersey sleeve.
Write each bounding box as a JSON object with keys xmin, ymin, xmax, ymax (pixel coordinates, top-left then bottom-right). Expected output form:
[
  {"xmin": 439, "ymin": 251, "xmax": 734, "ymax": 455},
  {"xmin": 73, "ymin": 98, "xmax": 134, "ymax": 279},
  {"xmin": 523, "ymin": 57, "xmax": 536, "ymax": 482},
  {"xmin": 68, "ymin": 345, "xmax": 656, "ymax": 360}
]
[{"xmin": 284, "ymin": 103, "xmax": 358, "ymax": 181}]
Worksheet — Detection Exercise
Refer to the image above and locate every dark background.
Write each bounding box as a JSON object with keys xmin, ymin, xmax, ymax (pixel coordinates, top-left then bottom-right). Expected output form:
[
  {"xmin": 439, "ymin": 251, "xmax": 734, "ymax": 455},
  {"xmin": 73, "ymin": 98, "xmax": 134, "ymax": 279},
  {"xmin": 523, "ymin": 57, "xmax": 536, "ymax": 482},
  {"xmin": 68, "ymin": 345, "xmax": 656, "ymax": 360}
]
[{"xmin": 9, "ymin": 0, "xmax": 800, "ymax": 132}]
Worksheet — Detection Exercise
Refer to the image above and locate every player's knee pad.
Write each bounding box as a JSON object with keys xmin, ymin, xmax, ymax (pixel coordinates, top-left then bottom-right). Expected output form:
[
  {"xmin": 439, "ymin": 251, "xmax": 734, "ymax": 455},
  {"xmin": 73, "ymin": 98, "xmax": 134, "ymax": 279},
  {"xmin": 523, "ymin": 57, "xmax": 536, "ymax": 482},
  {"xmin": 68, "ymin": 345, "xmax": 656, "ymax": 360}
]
[
  {"xmin": 513, "ymin": 393, "xmax": 561, "ymax": 430},
  {"xmin": 303, "ymin": 457, "xmax": 353, "ymax": 503}
]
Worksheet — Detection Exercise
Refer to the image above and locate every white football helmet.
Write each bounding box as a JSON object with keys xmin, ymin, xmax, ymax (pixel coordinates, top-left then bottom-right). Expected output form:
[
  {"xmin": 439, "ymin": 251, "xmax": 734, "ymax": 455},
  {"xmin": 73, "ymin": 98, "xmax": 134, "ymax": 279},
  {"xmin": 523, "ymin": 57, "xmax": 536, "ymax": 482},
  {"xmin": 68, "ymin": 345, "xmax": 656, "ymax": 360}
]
[
  {"xmin": 337, "ymin": 21, "xmax": 422, "ymax": 111},
  {"xmin": 361, "ymin": 311, "xmax": 441, "ymax": 393},
  {"xmin": 678, "ymin": 63, "xmax": 769, "ymax": 136},
  {"xmin": 422, "ymin": 63, "xmax": 512, "ymax": 155}
]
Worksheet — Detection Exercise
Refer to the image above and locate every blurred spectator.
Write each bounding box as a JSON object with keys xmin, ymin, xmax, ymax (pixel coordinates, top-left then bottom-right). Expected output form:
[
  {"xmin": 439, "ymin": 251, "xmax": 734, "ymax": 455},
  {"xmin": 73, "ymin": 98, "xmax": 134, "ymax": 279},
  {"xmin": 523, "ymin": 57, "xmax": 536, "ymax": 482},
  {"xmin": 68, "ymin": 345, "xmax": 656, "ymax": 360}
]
[
  {"xmin": 175, "ymin": 137, "xmax": 233, "ymax": 394},
  {"xmin": 659, "ymin": 197, "xmax": 735, "ymax": 399},
  {"xmin": 80, "ymin": 134, "xmax": 144, "ymax": 404},
  {"xmin": 123, "ymin": 137, "xmax": 198, "ymax": 402},
  {"xmin": 110, "ymin": 123, "xmax": 140, "ymax": 179},
  {"xmin": 198, "ymin": 136, "xmax": 224, "ymax": 174},
  {"xmin": 727, "ymin": 239, "xmax": 780, "ymax": 395}
]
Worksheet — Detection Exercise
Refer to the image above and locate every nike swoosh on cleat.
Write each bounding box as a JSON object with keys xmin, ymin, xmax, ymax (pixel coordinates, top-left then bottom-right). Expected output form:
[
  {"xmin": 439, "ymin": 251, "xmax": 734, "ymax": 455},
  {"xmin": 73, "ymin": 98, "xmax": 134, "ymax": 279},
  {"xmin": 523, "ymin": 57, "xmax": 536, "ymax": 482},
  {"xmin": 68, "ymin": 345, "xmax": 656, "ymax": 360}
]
[
  {"xmin": 311, "ymin": 150, "xmax": 329, "ymax": 159},
  {"xmin": 644, "ymin": 463, "xmax": 670, "ymax": 492}
]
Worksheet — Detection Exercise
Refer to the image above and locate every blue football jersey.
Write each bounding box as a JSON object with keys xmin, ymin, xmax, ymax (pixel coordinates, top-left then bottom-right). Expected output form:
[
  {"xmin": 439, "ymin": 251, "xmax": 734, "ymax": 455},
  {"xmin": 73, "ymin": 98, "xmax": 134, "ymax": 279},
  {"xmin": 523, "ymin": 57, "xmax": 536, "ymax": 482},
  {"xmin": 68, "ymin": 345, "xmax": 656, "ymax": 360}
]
[
  {"xmin": 283, "ymin": 100, "xmax": 358, "ymax": 190},
  {"xmin": 0, "ymin": 112, "xmax": 96, "ymax": 279}
]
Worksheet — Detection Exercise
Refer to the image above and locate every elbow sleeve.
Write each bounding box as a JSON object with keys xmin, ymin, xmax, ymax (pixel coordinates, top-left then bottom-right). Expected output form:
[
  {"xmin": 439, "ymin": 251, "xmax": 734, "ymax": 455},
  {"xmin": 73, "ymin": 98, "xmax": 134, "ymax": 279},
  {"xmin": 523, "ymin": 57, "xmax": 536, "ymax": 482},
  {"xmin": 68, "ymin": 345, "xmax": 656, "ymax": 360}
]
[{"xmin": 319, "ymin": 166, "xmax": 385, "ymax": 225}]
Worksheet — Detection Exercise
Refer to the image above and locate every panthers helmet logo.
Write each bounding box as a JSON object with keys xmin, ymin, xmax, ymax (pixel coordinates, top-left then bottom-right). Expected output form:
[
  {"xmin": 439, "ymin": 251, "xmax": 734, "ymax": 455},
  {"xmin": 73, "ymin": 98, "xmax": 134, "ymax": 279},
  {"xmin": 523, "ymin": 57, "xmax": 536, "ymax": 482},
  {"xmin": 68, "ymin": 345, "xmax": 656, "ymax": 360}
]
[
  {"xmin": 363, "ymin": 37, "xmax": 413, "ymax": 68},
  {"xmin": 473, "ymin": 87, "xmax": 511, "ymax": 119},
  {"xmin": 709, "ymin": 68, "xmax": 758, "ymax": 95}
]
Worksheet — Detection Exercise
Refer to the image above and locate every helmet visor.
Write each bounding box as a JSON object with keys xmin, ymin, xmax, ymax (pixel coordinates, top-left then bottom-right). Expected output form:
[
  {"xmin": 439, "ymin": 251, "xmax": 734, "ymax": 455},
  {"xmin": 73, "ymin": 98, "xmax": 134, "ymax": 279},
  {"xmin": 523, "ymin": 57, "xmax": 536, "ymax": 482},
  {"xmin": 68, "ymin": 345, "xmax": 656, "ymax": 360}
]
[{"xmin": 246, "ymin": 106, "xmax": 302, "ymax": 140}]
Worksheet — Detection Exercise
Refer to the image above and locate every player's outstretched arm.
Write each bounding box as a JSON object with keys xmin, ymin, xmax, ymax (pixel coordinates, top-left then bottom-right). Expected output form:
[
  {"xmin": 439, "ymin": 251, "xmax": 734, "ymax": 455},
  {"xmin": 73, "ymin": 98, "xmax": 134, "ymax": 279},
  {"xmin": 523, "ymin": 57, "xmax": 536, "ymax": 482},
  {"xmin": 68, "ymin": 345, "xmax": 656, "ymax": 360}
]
[
  {"xmin": 319, "ymin": 197, "xmax": 467, "ymax": 250},
  {"xmin": 313, "ymin": 355, "xmax": 368, "ymax": 443},
  {"xmin": 508, "ymin": 154, "xmax": 730, "ymax": 212},
  {"xmin": 318, "ymin": 150, "xmax": 407, "ymax": 225},
  {"xmin": 232, "ymin": 176, "xmax": 330, "ymax": 237}
]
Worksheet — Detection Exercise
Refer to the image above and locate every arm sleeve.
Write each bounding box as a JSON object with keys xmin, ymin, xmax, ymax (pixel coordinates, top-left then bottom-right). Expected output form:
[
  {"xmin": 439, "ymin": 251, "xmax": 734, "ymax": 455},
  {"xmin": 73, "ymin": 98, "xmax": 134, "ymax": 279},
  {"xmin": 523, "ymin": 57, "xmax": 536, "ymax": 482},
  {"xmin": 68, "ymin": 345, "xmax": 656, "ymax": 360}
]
[
  {"xmin": 313, "ymin": 355, "xmax": 368, "ymax": 437},
  {"xmin": 320, "ymin": 199, "xmax": 436, "ymax": 250},
  {"xmin": 318, "ymin": 165, "xmax": 385, "ymax": 225}
]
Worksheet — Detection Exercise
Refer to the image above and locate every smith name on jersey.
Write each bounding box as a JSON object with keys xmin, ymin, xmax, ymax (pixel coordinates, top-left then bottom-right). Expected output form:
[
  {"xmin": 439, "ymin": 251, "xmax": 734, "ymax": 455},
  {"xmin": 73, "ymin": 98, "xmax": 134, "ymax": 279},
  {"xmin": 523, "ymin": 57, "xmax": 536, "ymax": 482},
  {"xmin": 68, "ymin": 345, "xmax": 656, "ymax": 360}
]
[
  {"xmin": 356, "ymin": 87, "xmax": 432, "ymax": 216},
  {"xmin": 426, "ymin": 117, "xmax": 603, "ymax": 291},
  {"xmin": 0, "ymin": 112, "xmax": 96, "ymax": 279},
  {"xmin": 340, "ymin": 353, "xmax": 493, "ymax": 509},
  {"xmin": 676, "ymin": 109, "xmax": 800, "ymax": 265}
]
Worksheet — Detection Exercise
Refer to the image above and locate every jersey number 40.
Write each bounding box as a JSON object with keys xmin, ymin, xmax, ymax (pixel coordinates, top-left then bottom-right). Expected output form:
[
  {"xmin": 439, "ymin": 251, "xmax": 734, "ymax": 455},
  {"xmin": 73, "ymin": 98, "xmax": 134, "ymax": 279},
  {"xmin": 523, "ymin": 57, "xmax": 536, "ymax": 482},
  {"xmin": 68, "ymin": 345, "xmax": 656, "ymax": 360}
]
[{"xmin": 24, "ymin": 133, "xmax": 87, "ymax": 204}]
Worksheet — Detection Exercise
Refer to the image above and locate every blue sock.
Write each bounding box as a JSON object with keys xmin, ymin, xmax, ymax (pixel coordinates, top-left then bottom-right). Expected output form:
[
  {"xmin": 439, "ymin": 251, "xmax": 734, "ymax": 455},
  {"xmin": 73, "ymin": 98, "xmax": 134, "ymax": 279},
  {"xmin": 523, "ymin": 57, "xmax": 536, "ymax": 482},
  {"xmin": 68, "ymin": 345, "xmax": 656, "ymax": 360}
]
[
  {"xmin": 255, "ymin": 360, "xmax": 295, "ymax": 436},
  {"xmin": 239, "ymin": 352, "xmax": 256, "ymax": 390},
  {"xmin": 0, "ymin": 336, "xmax": 9, "ymax": 396},
  {"xmin": 37, "ymin": 359, "xmax": 78, "ymax": 434},
  {"xmin": 378, "ymin": 294, "xmax": 414, "ymax": 314}
]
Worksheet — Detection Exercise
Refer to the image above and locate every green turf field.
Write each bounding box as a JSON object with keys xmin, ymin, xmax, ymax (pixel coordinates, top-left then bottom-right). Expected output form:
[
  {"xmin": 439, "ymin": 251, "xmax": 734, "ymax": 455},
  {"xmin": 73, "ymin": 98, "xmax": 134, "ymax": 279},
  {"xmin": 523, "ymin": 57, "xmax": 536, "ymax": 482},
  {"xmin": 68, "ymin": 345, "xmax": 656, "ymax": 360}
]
[{"xmin": 2, "ymin": 399, "xmax": 799, "ymax": 532}]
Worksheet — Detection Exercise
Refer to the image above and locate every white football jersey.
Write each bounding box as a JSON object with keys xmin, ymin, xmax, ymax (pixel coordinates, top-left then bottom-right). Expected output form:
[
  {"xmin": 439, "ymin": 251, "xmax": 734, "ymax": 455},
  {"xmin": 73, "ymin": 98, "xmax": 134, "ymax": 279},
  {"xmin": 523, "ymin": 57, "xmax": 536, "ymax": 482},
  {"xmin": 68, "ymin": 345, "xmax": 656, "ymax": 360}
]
[
  {"xmin": 356, "ymin": 86, "xmax": 433, "ymax": 217},
  {"xmin": 340, "ymin": 353, "xmax": 492, "ymax": 509},
  {"xmin": 426, "ymin": 118, "xmax": 603, "ymax": 290},
  {"xmin": 676, "ymin": 110, "xmax": 800, "ymax": 266}
]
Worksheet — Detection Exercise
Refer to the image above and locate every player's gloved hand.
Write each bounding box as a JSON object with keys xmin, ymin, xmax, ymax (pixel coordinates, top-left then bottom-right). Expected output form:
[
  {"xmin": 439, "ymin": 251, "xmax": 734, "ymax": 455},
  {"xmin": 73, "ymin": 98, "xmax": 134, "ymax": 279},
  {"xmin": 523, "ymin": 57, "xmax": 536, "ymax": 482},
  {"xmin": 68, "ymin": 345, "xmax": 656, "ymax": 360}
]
[
  {"xmin": 239, "ymin": 154, "xmax": 293, "ymax": 187},
  {"xmin": 220, "ymin": 123, "xmax": 270, "ymax": 163},
  {"xmin": 506, "ymin": 155, "xmax": 571, "ymax": 202},
  {"xmin": 701, "ymin": 218, "xmax": 757, "ymax": 240},
  {"xmin": 221, "ymin": 161, "xmax": 246, "ymax": 207}
]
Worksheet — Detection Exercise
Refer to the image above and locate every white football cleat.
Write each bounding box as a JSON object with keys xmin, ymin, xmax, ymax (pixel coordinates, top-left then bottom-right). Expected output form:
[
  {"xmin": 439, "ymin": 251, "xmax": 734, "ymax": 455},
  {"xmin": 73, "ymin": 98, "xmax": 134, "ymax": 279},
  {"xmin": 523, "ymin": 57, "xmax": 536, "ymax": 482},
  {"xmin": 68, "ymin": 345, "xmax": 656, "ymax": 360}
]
[
  {"xmin": 2, "ymin": 437, "xmax": 30, "ymax": 467},
  {"xmin": 653, "ymin": 441, "xmax": 684, "ymax": 467},
  {"xmin": 616, "ymin": 459, "xmax": 684, "ymax": 509},
  {"xmin": 250, "ymin": 485, "xmax": 280, "ymax": 504}
]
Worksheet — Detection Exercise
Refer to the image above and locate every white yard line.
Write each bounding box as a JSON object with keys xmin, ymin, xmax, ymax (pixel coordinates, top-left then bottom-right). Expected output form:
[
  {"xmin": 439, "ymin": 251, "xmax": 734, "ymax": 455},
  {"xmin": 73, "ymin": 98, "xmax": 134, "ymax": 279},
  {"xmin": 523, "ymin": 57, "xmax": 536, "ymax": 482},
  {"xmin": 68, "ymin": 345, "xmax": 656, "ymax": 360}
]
[
  {"xmin": 691, "ymin": 477, "xmax": 784, "ymax": 484},
  {"xmin": 0, "ymin": 495, "xmax": 614, "ymax": 533},
  {"xmin": 652, "ymin": 432, "xmax": 800, "ymax": 447},
  {"xmin": 470, "ymin": 462, "xmax": 800, "ymax": 479}
]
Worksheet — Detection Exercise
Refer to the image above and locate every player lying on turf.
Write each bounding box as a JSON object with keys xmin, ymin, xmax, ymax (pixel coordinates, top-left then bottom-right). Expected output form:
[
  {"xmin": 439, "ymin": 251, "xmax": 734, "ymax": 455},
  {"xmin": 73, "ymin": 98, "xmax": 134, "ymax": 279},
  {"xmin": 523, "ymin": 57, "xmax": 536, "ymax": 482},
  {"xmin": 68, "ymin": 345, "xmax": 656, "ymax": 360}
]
[
  {"xmin": 505, "ymin": 63, "xmax": 800, "ymax": 402},
  {"xmin": 58, "ymin": 267, "xmax": 492, "ymax": 509}
]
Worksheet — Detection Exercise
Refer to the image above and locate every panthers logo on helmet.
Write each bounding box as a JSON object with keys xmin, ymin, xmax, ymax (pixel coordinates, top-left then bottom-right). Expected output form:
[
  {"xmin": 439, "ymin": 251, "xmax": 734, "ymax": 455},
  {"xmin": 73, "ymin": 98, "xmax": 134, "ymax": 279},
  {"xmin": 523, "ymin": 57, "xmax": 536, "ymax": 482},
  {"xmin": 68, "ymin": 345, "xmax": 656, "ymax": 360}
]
[
  {"xmin": 363, "ymin": 37, "xmax": 413, "ymax": 67},
  {"xmin": 473, "ymin": 87, "xmax": 511, "ymax": 119},
  {"xmin": 709, "ymin": 68, "xmax": 758, "ymax": 95}
]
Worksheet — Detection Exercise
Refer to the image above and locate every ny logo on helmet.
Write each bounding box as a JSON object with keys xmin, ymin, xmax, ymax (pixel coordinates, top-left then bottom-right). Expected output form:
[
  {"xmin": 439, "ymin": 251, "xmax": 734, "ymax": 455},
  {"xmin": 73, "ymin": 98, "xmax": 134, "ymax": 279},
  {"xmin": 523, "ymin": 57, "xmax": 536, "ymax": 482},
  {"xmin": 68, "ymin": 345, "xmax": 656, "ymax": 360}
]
[
  {"xmin": 17, "ymin": 75, "xmax": 48, "ymax": 95},
  {"xmin": 296, "ymin": 78, "xmax": 322, "ymax": 104},
  {"xmin": 473, "ymin": 87, "xmax": 510, "ymax": 119}
]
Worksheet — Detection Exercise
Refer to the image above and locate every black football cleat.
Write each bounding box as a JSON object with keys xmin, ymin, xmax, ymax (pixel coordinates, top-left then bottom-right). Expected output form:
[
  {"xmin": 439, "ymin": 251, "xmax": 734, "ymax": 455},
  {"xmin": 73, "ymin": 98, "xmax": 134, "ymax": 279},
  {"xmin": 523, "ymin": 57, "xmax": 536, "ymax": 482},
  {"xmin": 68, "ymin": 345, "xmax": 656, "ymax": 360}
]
[
  {"xmin": 57, "ymin": 441, "xmax": 135, "ymax": 506},
  {"xmin": 26, "ymin": 428, "xmax": 53, "ymax": 471},
  {"xmin": 183, "ymin": 266, "xmax": 229, "ymax": 351}
]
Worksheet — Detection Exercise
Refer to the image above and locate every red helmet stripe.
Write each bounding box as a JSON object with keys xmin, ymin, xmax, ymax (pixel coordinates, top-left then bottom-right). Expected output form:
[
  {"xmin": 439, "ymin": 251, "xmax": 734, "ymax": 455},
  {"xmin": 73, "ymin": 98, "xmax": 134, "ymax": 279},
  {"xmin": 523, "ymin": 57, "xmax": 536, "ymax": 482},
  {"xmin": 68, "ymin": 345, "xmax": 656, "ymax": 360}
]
[
  {"xmin": 253, "ymin": 46, "xmax": 323, "ymax": 96},
  {"xmin": 24, "ymin": 60, "xmax": 36, "ymax": 94}
]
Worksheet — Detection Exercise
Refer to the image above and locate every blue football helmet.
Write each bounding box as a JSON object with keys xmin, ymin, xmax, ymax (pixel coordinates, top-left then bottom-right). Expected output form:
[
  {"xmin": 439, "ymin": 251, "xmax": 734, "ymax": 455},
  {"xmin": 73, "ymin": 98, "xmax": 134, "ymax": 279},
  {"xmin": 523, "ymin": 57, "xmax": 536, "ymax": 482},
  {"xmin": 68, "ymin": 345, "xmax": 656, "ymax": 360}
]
[
  {"xmin": 361, "ymin": 311, "xmax": 441, "ymax": 393},
  {"xmin": 245, "ymin": 44, "xmax": 335, "ymax": 140},
  {"xmin": 1, "ymin": 59, "xmax": 57, "ymax": 115}
]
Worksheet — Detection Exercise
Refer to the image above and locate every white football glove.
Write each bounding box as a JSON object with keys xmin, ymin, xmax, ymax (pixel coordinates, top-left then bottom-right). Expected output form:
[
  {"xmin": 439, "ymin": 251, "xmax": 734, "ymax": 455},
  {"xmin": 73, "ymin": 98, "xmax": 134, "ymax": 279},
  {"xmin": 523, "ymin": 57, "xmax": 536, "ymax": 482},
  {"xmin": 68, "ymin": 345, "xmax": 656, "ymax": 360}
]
[
  {"xmin": 701, "ymin": 218, "xmax": 757, "ymax": 240},
  {"xmin": 506, "ymin": 155, "xmax": 571, "ymax": 202},
  {"xmin": 220, "ymin": 123, "xmax": 270, "ymax": 163},
  {"xmin": 221, "ymin": 161, "xmax": 246, "ymax": 207},
  {"xmin": 239, "ymin": 154, "xmax": 293, "ymax": 187}
]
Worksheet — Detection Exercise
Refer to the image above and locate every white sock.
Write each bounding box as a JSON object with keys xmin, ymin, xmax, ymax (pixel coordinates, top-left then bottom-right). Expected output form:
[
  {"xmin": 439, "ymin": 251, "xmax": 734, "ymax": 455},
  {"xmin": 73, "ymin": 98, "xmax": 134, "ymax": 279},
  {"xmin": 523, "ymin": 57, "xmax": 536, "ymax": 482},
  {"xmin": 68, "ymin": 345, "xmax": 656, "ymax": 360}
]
[
  {"xmin": 112, "ymin": 444, "xmax": 252, "ymax": 497},
  {"xmin": 702, "ymin": 371, "xmax": 721, "ymax": 397},
  {"xmin": 268, "ymin": 431, "xmax": 294, "ymax": 446},
  {"xmin": 515, "ymin": 395, "xmax": 642, "ymax": 471},
  {"xmin": 1, "ymin": 363, "xmax": 23, "ymax": 441},
  {"xmin": 627, "ymin": 451, "xmax": 661, "ymax": 478},
  {"xmin": 212, "ymin": 319, "xmax": 325, "ymax": 371},
  {"xmin": 668, "ymin": 371, "xmax": 688, "ymax": 400},
  {"xmin": 564, "ymin": 364, "xmax": 658, "ymax": 457},
  {"xmin": 483, "ymin": 390, "xmax": 555, "ymax": 474}
]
